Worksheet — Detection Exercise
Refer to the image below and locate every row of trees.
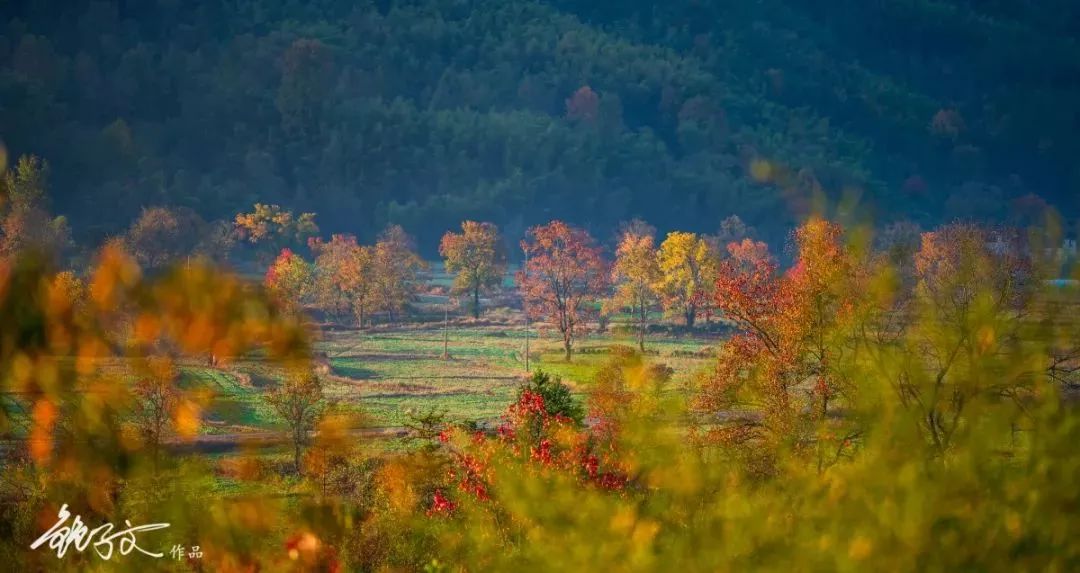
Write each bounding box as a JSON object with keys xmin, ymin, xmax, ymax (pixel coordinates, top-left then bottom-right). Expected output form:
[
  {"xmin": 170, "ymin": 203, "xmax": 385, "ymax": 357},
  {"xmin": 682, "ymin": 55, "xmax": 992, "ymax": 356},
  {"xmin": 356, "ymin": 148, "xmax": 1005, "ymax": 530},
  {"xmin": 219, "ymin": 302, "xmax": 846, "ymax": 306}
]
[
  {"xmin": 265, "ymin": 226, "xmax": 427, "ymax": 327},
  {"xmin": 0, "ymin": 157, "xmax": 795, "ymax": 373},
  {"xmin": 254, "ymin": 206, "xmax": 1071, "ymax": 370},
  {"xmin": 7, "ymin": 153, "xmax": 1068, "ymax": 378},
  {"xmin": 253, "ymin": 212, "xmax": 757, "ymax": 361}
]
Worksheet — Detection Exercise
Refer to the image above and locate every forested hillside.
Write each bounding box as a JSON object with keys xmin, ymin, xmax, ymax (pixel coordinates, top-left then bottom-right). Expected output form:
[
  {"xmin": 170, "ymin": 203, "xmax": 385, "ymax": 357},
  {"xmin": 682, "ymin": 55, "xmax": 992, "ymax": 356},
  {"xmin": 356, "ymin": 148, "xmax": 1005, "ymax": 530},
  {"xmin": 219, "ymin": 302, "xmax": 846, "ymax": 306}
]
[{"xmin": 1, "ymin": 0, "xmax": 1077, "ymax": 252}]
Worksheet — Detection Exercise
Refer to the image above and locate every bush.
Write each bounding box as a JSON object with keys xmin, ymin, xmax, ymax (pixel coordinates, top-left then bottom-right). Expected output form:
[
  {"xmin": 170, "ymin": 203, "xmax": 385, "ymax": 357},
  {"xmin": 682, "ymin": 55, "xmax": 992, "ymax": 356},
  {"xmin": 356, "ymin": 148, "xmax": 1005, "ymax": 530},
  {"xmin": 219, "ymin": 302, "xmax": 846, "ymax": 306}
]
[{"xmin": 518, "ymin": 370, "xmax": 584, "ymax": 424}]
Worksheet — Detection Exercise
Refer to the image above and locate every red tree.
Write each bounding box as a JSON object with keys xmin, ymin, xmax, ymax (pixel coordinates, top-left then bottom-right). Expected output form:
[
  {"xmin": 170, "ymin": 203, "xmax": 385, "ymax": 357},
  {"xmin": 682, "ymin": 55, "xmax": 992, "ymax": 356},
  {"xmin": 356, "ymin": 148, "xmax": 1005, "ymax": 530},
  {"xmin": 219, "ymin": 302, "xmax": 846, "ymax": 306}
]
[
  {"xmin": 518, "ymin": 221, "xmax": 609, "ymax": 361},
  {"xmin": 431, "ymin": 376, "xmax": 628, "ymax": 517},
  {"xmin": 566, "ymin": 86, "xmax": 600, "ymax": 124}
]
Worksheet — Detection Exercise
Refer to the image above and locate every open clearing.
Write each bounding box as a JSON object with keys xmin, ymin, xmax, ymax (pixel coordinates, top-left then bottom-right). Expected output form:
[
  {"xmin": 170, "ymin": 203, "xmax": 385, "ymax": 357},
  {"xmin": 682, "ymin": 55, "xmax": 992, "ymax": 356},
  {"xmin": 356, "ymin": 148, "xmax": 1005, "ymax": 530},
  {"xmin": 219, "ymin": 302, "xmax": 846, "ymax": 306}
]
[{"xmin": 175, "ymin": 319, "xmax": 720, "ymax": 447}]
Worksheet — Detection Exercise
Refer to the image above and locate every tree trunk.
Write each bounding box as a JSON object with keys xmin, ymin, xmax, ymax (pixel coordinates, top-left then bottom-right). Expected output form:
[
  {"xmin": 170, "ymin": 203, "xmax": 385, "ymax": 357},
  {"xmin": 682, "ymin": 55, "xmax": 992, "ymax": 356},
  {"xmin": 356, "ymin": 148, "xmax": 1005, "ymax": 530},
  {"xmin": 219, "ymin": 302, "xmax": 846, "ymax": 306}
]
[
  {"xmin": 564, "ymin": 337, "xmax": 572, "ymax": 362},
  {"xmin": 294, "ymin": 429, "xmax": 303, "ymax": 475},
  {"xmin": 473, "ymin": 284, "xmax": 481, "ymax": 318},
  {"xmin": 638, "ymin": 305, "xmax": 646, "ymax": 352}
]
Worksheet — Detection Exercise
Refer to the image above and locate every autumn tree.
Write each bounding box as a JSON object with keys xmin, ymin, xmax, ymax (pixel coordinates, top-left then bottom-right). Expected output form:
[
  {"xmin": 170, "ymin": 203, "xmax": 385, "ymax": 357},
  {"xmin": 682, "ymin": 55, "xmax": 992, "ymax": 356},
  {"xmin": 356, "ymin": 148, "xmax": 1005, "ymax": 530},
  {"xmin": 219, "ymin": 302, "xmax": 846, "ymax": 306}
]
[
  {"xmin": 372, "ymin": 225, "xmax": 426, "ymax": 324},
  {"xmin": 724, "ymin": 238, "xmax": 772, "ymax": 270},
  {"xmin": 194, "ymin": 219, "xmax": 239, "ymax": 264},
  {"xmin": 518, "ymin": 221, "xmax": 609, "ymax": 361},
  {"xmin": 0, "ymin": 242, "xmax": 310, "ymax": 570},
  {"xmin": 702, "ymin": 218, "xmax": 876, "ymax": 472},
  {"xmin": 233, "ymin": 203, "xmax": 318, "ymax": 263},
  {"xmin": 655, "ymin": 231, "xmax": 719, "ymax": 327},
  {"xmin": 0, "ymin": 155, "xmax": 70, "ymax": 263},
  {"xmin": 130, "ymin": 358, "xmax": 180, "ymax": 471},
  {"xmin": 309, "ymin": 234, "xmax": 375, "ymax": 327},
  {"xmin": 611, "ymin": 230, "xmax": 661, "ymax": 351},
  {"xmin": 439, "ymin": 221, "xmax": 507, "ymax": 318},
  {"xmin": 123, "ymin": 206, "xmax": 217, "ymax": 270},
  {"xmin": 904, "ymin": 223, "xmax": 1034, "ymax": 453},
  {"xmin": 266, "ymin": 371, "xmax": 327, "ymax": 475},
  {"xmin": 566, "ymin": 86, "xmax": 600, "ymax": 124},
  {"xmin": 49, "ymin": 270, "xmax": 86, "ymax": 315},
  {"xmin": 265, "ymin": 248, "xmax": 315, "ymax": 310},
  {"xmin": 915, "ymin": 223, "xmax": 1031, "ymax": 327}
]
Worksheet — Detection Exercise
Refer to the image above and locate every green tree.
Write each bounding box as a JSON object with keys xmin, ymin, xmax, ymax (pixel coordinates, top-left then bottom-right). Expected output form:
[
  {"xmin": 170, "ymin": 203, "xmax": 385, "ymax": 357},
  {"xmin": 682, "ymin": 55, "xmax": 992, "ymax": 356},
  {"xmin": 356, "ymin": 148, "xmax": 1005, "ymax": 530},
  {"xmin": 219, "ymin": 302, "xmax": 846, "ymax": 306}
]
[{"xmin": 266, "ymin": 371, "xmax": 327, "ymax": 475}]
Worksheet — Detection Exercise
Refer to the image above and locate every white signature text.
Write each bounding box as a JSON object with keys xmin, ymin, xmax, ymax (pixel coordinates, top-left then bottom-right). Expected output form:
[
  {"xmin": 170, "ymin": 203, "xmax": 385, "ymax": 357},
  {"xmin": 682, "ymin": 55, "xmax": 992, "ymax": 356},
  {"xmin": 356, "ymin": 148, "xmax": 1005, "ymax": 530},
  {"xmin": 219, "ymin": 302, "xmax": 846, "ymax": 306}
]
[{"xmin": 30, "ymin": 504, "xmax": 170, "ymax": 560}]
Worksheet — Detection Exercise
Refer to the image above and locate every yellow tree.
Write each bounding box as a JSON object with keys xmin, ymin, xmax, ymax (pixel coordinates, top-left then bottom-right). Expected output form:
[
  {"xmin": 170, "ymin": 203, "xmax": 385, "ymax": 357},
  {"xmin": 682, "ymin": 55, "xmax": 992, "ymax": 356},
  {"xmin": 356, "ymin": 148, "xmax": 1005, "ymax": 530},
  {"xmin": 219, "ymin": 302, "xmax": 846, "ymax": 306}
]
[
  {"xmin": 655, "ymin": 231, "xmax": 719, "ymax": 327},
  {"xmin": 233, "ymin": 203, "xmax": 318, "ymax": 263},
  {"xmin": 611, "ymin": 230, "xmax": 661, "ymax": 350},
  {"xmin": 439, "ymin": 221, "xmax": 507, "ymax": 318},
  {"xmin": 130, "ymin": 357, "xmax": 180, "ymax": 472}
]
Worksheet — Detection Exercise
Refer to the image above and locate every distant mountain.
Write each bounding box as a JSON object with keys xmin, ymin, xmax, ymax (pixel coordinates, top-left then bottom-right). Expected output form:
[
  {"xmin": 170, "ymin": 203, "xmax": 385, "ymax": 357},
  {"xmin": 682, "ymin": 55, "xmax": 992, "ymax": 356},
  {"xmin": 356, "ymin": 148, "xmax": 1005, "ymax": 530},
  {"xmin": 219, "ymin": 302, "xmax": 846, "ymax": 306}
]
[{"xmin": 0, "ymin": 0, "xmax": 1076, "ymax": 252}]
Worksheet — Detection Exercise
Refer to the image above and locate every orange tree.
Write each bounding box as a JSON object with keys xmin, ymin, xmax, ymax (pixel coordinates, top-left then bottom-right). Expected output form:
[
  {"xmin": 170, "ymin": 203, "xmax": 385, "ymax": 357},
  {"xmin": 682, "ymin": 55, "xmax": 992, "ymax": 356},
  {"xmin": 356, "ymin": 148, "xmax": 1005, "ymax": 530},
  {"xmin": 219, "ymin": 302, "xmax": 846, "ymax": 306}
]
[
  {"xmin": 702, "ymin": 218, "xmax": 882, "ymax": 473},
  {"xmin": 309, "ymin": 234, "xmax": 375, "ymax": 327},
  {"xmin": 0, "ymin": 244, "xmax": 311, "ymax": 570},
  {"xmin": 371, "ymin": 225, "xmax": 426, "ymax": 324}
]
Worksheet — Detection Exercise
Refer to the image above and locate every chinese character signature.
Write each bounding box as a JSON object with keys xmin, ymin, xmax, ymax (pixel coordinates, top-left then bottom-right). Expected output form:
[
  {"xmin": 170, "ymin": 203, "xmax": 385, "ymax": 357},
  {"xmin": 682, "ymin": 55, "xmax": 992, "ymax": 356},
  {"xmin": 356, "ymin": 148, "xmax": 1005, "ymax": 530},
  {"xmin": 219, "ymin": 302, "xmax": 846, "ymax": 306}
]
[
  {"xmin": 30, "ymin": 503, "xmax": 171, "ymax": 560},
  {"xmin": 170, "ymin": 544, "xmax": 203, "ymax": 560}
]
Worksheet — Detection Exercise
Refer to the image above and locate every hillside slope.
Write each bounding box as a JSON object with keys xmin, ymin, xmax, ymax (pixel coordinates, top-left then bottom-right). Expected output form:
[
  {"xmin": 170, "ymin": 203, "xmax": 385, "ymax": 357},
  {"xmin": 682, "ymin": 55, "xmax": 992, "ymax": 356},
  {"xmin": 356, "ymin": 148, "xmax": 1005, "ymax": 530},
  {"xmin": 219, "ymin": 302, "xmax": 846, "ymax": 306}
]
[{"xmin": 0, "ymin": 0, "xmax": 1075, "ymax": 249}]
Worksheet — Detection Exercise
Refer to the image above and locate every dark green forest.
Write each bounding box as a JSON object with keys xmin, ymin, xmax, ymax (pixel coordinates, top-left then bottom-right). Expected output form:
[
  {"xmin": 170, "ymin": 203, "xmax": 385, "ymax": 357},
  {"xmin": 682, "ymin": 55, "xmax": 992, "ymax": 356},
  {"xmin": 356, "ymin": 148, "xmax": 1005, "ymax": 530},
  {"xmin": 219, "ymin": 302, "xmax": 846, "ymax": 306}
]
[{"xmin": 1, "ymin": 0, "xmax": 1077, "ymax": 252}]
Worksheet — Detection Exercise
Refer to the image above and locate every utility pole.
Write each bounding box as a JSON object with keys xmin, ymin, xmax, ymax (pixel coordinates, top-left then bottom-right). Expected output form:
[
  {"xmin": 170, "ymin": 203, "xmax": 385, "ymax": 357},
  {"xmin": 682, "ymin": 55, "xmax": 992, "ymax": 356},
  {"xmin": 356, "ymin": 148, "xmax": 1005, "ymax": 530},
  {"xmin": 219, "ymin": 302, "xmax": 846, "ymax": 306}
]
[
  {"xmin": 522, "ymin": 244, "xmax": 530, "ymax": 373},
  {"xmin": 442, "ymin": 302, "xmax": 450, "ymax": 360}
]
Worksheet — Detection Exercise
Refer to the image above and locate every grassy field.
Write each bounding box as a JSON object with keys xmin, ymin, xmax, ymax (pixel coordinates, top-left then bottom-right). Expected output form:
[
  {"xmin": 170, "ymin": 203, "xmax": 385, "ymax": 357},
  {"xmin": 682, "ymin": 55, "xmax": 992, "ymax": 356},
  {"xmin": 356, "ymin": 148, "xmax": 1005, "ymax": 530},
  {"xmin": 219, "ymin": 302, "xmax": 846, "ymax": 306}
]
[
  {"xmin": 183, "ymin": 265, "xmax": 723, "ymax": 434},
  {"xmin": 166, "ymin": 314, "xmax": 719, "ymax": 443}
]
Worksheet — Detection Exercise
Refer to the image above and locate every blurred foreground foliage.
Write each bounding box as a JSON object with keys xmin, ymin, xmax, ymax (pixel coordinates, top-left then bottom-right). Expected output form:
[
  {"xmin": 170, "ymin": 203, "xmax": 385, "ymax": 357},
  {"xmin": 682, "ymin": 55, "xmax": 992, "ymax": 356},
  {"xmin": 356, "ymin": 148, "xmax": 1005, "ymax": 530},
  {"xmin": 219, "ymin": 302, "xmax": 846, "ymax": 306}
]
[{"xmin": 1, "ymin": 220, "xmax": 1079, "ymax": 571}]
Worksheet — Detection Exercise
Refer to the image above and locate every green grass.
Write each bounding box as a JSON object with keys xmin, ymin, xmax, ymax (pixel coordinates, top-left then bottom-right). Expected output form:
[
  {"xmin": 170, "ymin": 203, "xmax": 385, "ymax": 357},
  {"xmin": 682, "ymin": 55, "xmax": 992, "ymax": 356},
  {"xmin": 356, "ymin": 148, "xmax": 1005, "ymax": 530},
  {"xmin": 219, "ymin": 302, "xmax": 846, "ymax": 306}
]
[
  {"xmin": 179, "ymin": 367, "xmax": 285, "ymax": 433},
  {"xmin": 314, "ymin": 323, "xmax": 716, "ymax": 426},
  {"xmin": 1, "ymin": 321, "xmax": 718, "ymax": 444}
]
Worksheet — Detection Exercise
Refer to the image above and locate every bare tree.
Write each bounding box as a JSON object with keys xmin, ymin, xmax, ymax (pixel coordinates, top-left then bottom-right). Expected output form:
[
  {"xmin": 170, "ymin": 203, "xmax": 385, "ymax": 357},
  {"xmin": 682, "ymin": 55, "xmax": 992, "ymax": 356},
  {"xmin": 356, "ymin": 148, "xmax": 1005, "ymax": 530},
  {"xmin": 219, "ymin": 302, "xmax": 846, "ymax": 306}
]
[{"xmin": 131, "ymin": 367, "xmax": 180, "ymax": 472}]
